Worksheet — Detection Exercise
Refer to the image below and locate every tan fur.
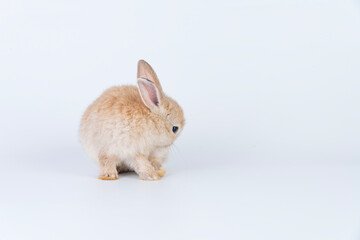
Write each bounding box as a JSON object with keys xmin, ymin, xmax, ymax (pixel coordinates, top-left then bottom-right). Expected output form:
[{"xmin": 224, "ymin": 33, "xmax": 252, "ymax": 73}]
[{"xmin": 79, "ymin": 60, "xmax": 185, "ymax": 181}]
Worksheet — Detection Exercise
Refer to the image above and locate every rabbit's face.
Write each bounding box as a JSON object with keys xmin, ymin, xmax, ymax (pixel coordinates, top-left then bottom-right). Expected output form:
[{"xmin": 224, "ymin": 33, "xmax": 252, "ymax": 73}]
[{"xmin": 159, "ymin": 96, "xmax": 185, "ymax": 144}]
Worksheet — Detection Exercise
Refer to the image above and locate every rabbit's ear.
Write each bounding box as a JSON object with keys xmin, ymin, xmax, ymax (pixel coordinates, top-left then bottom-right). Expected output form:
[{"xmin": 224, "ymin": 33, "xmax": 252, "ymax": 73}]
[
  {"xmin": 137, "ymin": 78, "xmax": 161, "ymax": 111},
  {"xmin": 137, "ymin": 60, "xmax": 163, "ymax": 92}
]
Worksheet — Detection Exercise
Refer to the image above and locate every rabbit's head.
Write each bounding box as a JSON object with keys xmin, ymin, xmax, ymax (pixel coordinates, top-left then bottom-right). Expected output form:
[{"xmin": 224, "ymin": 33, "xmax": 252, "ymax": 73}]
[{"xmin": 137, "ymin": 60, "xmax": 185, "ymax": 146}]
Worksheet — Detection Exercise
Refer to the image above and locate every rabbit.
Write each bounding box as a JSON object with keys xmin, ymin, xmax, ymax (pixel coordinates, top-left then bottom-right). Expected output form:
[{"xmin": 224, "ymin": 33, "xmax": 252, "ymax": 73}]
[{"xmin": 79, "ymin": 60, "xmax": 185, "ymax": 181}]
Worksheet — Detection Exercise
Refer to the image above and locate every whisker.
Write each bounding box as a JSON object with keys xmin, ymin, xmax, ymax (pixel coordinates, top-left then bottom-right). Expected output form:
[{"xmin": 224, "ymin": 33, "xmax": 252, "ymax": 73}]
[{"xmin": 171, "ymin": 143, "xmax": 184, "ymax": 161}]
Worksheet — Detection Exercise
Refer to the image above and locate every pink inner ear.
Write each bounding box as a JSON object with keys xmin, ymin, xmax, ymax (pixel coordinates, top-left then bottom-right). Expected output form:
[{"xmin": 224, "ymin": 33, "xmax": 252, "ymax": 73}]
[
  {"xmin": 143, "ymin": 81, "xmax": 159, "ymax": 106},
  {"xmin": 138, "ymin": 79, "xmax": 160, "ymax": 108}
]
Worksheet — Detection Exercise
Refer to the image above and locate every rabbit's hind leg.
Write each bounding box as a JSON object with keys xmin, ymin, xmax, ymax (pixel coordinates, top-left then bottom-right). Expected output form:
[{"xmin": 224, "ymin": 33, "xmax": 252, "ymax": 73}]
[{"xmin": 98, "ymin": 154, "xmax": 119, "ymax": 180}]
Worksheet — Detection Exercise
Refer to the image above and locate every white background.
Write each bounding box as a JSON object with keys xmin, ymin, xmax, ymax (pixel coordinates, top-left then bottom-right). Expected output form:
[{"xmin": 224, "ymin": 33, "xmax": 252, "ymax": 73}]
[{"xmin": 1, "ymin": 0, "xmax": 359, "ymax": 239}]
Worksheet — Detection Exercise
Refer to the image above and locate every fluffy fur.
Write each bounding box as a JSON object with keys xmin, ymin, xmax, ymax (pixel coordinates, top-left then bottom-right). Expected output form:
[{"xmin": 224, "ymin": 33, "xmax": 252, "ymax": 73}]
[{"xmin": 79, "ymin": 60, "xmax": 185, "ymax": 180}]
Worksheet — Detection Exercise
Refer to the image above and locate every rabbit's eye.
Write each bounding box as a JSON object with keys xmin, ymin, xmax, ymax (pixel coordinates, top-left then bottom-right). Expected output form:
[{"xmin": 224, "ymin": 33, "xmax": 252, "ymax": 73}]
[{"xmin": 172, "ymin": 126, "xmax": 179, "ymax": 134}]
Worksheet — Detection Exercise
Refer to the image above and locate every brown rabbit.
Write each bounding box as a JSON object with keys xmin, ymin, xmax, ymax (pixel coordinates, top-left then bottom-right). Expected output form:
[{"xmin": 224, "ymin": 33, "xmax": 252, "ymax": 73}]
[{"xmin": 79, "ymin": 60, "xmax": 185, "ymax": 180}]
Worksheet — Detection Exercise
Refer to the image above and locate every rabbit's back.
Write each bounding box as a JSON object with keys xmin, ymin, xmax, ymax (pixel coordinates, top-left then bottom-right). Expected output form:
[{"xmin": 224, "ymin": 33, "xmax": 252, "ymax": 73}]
[{"xmin": 79, "ymin": 85, "xmax": 150, "ymax": 162}]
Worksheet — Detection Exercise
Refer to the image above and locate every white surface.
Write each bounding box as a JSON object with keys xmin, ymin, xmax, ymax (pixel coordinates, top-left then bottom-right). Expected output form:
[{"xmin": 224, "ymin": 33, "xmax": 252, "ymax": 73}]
[
  {"xmin": 1, "ymin": 161, "xmax": 359, "ymax": 240},
  {"xmin": 1, "ymin": 0, "xmax": 360, "ymax": 239}
]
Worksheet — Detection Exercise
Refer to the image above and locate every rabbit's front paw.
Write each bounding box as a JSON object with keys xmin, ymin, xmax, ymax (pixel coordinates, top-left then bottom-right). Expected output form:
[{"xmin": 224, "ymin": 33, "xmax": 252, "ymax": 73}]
[
  {"xmin": 139, "ymin": 171, "xmax": 160, "ymax": 181},
  {"xmin": 157, "ymin": 167, "xmax": 166, "ymax": 177}
]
